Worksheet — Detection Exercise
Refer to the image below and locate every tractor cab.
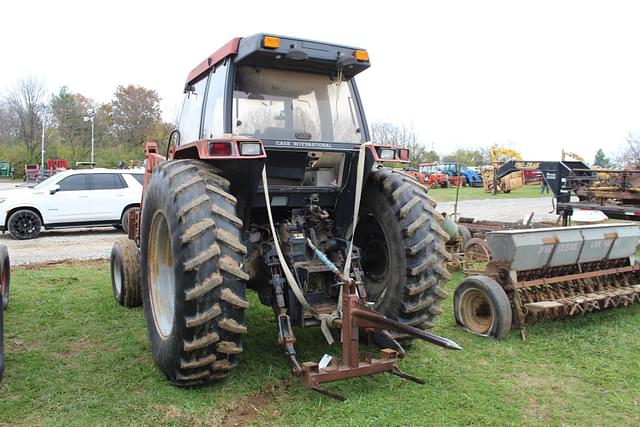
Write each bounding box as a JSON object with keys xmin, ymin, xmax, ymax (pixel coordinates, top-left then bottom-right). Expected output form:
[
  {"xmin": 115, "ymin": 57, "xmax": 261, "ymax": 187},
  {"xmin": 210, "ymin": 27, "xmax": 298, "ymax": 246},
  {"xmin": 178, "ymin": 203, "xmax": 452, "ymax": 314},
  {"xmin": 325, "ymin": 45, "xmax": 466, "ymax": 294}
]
[{"xmin": 174, "ymin": 34, "xmax": 404, "ymax": 229}]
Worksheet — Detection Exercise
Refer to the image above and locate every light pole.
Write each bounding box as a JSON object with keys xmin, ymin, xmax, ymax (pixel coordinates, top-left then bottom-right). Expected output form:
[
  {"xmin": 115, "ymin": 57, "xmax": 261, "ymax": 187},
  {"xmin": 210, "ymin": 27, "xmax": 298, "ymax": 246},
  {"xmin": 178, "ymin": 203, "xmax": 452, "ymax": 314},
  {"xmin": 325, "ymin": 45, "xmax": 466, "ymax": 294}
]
[
  {"xmin": 40, "ymin": 105, "xmax": 50, "ymax": 178},
  {"xmin": 83, "ymin": 109, "xmax": 96, "ymax": 167}
]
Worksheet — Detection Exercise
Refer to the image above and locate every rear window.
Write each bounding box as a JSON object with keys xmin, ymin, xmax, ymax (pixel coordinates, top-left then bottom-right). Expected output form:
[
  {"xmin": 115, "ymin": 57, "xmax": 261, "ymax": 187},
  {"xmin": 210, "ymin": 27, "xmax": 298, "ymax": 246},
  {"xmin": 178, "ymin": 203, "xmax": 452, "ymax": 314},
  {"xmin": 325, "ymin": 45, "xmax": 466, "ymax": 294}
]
[
  {"xmin": 91, "ymin": 174, "xmax": 126, "ymax": 190},
  {"xmin": 130, "ymin": 174, "xmax": 144, "ymax": 185}
]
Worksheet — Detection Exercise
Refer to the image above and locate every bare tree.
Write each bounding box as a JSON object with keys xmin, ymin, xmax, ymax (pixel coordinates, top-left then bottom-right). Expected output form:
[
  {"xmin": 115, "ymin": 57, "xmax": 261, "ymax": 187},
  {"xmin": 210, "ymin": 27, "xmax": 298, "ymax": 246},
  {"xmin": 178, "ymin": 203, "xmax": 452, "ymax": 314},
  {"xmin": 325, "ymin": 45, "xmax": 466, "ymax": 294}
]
[
  {"xmin": 2, "ymin": 76, "xmax": 47, "ymax": 161},
  {"xmin": 370, "ymin": 122, "xmax": 433, "ymax": 167},
  {"xmin": 621, "ymin": 130, "xmax": 640, "ymax": 168}
]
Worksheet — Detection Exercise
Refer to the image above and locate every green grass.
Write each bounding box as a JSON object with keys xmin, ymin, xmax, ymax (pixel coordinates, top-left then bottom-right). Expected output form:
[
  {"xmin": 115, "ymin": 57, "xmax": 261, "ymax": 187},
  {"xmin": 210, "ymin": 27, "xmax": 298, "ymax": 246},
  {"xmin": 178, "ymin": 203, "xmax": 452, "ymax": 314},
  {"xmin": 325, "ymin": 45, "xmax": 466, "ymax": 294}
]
[
  {"xmin": 428, "ymin": 183, "xmax": 549, "ymax": 203},
  {"xmin": 1, "ymin": 263, "xmax": 639, "ymax": 426}
]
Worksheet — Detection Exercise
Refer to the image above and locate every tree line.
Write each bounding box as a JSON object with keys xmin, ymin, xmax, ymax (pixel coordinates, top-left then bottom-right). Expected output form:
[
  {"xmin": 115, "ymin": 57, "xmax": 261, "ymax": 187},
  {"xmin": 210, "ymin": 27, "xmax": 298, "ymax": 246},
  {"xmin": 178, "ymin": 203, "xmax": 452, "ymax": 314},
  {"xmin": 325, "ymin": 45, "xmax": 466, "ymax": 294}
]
[
  {"xmin": 0, "ymin": 76, "xmax": 172, "ymax": 176},
  {"xmin": 0, "ymin": 76, "xmax": 632, "ymax": 176}
]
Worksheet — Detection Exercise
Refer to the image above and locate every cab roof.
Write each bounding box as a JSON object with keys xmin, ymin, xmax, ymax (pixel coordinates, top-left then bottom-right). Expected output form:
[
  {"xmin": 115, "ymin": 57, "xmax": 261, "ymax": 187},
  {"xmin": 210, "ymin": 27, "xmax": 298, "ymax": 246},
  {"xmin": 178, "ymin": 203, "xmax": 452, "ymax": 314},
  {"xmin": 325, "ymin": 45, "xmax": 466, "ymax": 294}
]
[{"xmin": 186, "ymin": 34, "xmax": 370, "ymax": 88}]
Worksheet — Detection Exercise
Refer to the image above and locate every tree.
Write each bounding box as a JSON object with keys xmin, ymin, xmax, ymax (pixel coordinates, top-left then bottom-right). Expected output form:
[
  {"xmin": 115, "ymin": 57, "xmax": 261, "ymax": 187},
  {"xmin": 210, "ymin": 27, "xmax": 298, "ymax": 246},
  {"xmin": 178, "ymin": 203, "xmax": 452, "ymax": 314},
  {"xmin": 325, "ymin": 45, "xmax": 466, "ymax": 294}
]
[
  {"xmin": 2, "ymin": 76, "xmax": 47, "ymax": 161},
  {"xmin": 620, "ymin": 131, "xmax": 640, "ymax": 168},
  {"xmin": 593, "ymin": 149, "xmax": 611, "ymax": 168},
  {"xmin": 370, "ymin": 122, "xmax": 433, "ymax": 167},
  {"xmin": 109, "ymin": 85, "xmax": 162, "ymax": 147},
  {"xmin": 50, "ymin": 87, "xmax": 92, "ymax": 162},
  {"xmin": 442, "ymin": 148, "xmax": 488, "ymax": 166}
]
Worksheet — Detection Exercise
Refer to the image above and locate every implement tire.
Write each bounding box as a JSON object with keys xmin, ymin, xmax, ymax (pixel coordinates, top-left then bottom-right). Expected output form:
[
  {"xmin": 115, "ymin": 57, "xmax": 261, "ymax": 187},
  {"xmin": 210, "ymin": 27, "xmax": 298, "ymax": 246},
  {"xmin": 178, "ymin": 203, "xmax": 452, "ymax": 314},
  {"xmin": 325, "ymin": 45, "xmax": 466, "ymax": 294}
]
[
  {"xmin": 111, "ymin": 238, "xmax": 142, "ymax": 307},
  {"xmin": 140, "ymin": 159, "xmax": 248, "ymax": 387},
  {"xmin": 0, "ymin": 245, "xmax": 10, "ymax": 310},
  {"xmin": 454, "ymin": 275, "xmax": 512, "ymax": 339},
  {"xmin": 355, "ymin": 167, "xmax": 451, "ymax": 343}
]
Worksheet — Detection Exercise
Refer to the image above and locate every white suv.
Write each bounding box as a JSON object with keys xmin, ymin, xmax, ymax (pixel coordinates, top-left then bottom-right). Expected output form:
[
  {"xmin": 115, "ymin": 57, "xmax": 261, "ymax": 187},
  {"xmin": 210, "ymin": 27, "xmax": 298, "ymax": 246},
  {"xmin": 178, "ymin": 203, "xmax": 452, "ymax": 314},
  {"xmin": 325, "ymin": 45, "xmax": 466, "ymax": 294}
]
[{"xmin": 0, "ymin": 168, "xmax": 143, "ymax": 239}]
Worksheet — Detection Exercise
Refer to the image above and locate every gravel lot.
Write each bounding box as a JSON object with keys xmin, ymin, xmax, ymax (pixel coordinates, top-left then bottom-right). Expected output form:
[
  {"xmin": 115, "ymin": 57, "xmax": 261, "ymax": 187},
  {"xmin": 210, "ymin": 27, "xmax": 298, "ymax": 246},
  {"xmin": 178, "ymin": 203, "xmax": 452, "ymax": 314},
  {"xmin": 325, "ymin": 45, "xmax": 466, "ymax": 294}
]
[
  {"xmin": 0, "ymin": 185, "xmax": 557, "ymax": 266},
  {"xmin": 438, "ymin": 196, "xmax": 558, "ymax": 222}
]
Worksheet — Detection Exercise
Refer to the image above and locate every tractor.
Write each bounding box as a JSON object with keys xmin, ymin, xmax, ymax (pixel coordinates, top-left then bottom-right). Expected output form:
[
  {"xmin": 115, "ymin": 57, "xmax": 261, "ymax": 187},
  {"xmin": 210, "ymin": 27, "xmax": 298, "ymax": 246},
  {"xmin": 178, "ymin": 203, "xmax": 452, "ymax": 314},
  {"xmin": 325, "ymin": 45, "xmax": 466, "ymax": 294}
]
[{"xmin": 110, "ymin": 34, "xmax": 459, "ymax": 399}]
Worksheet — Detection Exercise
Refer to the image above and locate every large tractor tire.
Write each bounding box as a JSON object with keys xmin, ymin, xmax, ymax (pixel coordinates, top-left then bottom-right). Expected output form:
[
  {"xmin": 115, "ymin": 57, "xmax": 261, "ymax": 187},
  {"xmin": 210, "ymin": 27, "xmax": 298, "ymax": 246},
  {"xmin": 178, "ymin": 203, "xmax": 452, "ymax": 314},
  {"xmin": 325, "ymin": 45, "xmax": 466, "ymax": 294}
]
[
  {"xmin": 140, "ymin": 159, "xmax": 248, "ymax": 387},
  {"xmin": 355, "ymin": 167, "xmax": 451, "ymax": 343},
  {"xmin": 111, "ymin": 238, "xmax": 142, "ymax": 307},
  {"xmin": 0, "ymin": 245, "xmax": 10, "ymax": 310}
]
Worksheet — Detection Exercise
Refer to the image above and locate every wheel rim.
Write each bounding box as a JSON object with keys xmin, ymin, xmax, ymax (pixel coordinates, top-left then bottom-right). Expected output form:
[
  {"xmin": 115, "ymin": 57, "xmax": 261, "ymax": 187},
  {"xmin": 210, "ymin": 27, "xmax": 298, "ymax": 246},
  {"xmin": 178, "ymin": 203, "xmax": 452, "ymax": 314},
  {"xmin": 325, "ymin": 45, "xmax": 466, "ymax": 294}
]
[
  {"xmin": 459, "ymin": 288, "xmax": 494, "ymax": 335},
  {"xmin": 113, "ymin": 255, "xmax": 123, "ymax": 296},
  {"xmin": 356, "ymin": 213, "xmax": 390, "ymax": 307},
  {"xmin": 12, "ymin": 211, "xmax": 38, "ymax": 238},
  {"xmin": 148, "ymin": 210, "xmax": 175, "ymax": 339}
]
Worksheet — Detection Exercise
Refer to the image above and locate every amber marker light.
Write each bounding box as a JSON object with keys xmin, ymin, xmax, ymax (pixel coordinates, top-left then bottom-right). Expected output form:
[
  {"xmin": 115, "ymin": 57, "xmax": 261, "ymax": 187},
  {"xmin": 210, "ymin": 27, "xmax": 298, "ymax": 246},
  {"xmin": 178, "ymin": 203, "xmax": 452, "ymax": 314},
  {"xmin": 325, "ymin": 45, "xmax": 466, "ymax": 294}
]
[
  {"xmin": 263, "ymin": 36, "xmax": 281, "ymax": 49},
  {"xmin": 354, "ymin": 50, "xmax": 369, "ymax": 61}
]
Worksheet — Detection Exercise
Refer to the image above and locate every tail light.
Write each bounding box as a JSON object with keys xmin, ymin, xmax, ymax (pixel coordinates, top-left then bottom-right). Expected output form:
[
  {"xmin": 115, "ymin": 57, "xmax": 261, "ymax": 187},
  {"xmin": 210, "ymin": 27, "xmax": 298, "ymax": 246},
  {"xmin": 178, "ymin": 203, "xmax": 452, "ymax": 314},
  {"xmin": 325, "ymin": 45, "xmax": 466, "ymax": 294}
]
[{"xmin": 209, "ymin": 142, "xmax": 231, "ymax": 156}]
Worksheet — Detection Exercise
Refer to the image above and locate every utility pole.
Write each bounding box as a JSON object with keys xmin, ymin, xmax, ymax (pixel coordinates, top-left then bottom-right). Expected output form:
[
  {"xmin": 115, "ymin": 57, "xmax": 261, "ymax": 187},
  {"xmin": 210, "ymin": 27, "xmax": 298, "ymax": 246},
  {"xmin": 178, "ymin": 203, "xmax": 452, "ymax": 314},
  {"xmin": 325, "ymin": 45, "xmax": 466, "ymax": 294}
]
[
  {"xmin": 83, "ymin": 109, "xmax": 96, "ymax": 167},
  {"xmin": 40, "ymin": 105, "xmax": 49, "ymax": 178}
]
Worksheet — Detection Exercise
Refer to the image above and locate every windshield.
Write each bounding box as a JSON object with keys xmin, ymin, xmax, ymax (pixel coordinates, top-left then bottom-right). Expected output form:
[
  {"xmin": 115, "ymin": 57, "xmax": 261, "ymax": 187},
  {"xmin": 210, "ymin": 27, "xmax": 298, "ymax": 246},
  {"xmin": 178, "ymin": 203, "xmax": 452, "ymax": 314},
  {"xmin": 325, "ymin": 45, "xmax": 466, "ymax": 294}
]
[
  {"xmin": 233, "ymin": 66, "xmax": 364, "ymax": 143},
  {"xmin": 32, "ymin": 174, "xmax": 62, "ymax": 189}
]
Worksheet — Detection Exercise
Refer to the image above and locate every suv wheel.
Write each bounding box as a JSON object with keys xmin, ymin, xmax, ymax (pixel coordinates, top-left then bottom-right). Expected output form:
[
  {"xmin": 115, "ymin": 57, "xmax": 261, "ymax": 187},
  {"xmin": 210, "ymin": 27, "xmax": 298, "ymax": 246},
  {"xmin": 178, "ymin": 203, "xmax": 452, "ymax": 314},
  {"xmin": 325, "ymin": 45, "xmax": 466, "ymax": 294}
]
[{"xmin": 8, "ymin": 209, "xmax": 42, "ymax": 240}]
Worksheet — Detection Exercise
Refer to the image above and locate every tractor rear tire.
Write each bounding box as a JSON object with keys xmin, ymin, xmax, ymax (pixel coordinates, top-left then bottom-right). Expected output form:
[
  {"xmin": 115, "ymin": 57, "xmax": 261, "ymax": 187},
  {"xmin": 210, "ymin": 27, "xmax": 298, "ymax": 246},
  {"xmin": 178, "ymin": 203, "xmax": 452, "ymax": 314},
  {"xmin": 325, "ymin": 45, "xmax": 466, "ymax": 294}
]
[
  {"xmin": 454, "ymin": 275, "xmax": 512, "ymax": 339},
  {"xmin": 140, "ymin": 159, "xmax": 248, "ymax": 387},
  {"xmin": 0, "ymin": 245, "xmax": 10, "ymax": 311},
  {"xmin": 111, "ymin": 238, "xmax": 142, "ymax": 307},
  {"xmin": 356, "ymin": 168, "xmax": 451, "ymax": 343}
]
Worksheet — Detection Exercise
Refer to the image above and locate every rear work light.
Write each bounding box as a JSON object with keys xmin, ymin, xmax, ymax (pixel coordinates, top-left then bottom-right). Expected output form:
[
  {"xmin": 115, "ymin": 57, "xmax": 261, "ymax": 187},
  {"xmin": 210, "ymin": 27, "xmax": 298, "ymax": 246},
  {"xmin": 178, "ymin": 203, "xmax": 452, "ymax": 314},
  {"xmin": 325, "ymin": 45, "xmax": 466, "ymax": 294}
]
[
  {"xmin": 240, "ymin": 142, "xmax": 262, "ymax": 156},
  {"xmin": 209, "ymin": 142, "xmax": 232, "ymax": 156},
  {"xmin": 379, "ymin": 148, "xmax": 396, "ymax": 160}
]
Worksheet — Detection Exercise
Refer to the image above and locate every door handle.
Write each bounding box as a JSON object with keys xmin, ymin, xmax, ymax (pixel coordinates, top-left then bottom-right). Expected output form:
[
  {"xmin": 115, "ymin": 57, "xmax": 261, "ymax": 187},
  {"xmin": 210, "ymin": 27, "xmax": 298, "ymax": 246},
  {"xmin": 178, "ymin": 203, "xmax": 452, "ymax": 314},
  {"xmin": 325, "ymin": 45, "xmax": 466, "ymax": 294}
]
[{"xmin": 78, "ymin": 195, "xmax": 89, "ymax": 198}]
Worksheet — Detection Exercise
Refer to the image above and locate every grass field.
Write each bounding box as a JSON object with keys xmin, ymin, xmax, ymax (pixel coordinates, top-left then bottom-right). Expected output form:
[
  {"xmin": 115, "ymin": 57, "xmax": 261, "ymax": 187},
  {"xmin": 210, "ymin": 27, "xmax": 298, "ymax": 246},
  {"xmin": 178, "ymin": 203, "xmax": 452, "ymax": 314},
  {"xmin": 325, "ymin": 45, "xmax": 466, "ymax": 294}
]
[
  {"xmin": 427, "ymin": 183, "xmax": 548, "ymax": 203},
  {"xmin": 1, "ymin": 262, "xmax": 639, "ymax": 426}
]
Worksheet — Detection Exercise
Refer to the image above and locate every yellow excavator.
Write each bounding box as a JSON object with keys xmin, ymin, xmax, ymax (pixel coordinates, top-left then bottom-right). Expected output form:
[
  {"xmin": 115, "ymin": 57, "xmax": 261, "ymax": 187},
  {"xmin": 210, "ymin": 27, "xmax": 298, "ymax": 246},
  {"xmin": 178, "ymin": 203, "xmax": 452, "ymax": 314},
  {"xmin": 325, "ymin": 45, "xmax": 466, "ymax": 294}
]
[
  {"xmin": 483, "ymin": 146, "xmax": 525, "ymax": 194},
  {"xmin": 561, "ymin": 149, "xmax": 585, "ymax": 162}
]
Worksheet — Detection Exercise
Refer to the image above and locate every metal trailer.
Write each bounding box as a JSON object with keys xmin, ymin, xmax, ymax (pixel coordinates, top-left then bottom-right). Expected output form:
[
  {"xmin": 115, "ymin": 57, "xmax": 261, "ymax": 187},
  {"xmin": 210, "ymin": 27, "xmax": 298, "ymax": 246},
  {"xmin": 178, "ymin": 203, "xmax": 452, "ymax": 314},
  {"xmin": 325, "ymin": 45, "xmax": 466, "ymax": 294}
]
[
  {"xmin": 454, "ymin": 224, "xmax": 640, "ymax": 339},
  {"xmin": 495, "ymin": 160, "xmax": 640, "ymax": 223}
]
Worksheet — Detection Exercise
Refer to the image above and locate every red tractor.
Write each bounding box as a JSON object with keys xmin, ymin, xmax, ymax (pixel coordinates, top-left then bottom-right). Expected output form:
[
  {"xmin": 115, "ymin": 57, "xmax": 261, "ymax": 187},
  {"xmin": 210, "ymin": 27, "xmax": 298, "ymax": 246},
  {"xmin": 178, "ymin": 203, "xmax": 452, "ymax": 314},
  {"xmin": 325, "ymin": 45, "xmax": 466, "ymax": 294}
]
[
  {"xmin": 419, "ymin": 163, "xmax": 449, "ymax": 188},
  {"xmin": 110, "ymin": 34, "xmax": 459, "ymax": 399}
]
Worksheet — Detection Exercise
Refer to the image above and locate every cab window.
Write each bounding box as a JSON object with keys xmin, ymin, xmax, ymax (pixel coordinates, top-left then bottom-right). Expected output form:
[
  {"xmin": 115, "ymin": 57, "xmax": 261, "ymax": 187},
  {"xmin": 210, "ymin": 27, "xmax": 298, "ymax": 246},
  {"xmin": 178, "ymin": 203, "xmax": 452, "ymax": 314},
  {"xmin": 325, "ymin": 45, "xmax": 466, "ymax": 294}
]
[
  {"xmin": 178, "ymin": 76, "xmax": 209, "ymax": 144},
  {"xmin": 202, "ymin": 62, "xmax": 227, "ymax": 139}
]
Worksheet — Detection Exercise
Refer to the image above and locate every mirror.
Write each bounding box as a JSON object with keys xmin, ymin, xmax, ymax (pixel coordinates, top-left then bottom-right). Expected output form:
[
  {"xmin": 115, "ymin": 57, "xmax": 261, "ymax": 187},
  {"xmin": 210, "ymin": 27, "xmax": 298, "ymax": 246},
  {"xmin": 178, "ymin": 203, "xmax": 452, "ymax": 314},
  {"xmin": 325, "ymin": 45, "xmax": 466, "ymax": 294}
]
[{"xmin": 50, "ymin": 184, "xmax": 60, "ymax": 195}]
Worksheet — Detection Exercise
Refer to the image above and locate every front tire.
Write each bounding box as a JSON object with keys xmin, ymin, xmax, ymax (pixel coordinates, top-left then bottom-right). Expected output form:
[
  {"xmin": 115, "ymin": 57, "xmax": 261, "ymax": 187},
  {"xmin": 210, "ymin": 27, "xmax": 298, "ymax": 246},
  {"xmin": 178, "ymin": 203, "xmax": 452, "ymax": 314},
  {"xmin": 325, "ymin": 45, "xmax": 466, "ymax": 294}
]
[
  {"xmin": 140, "ymin": 160, "xmax": 248, "ymax": 386},
  {"xmin": 7, "ymin": 209, "xmax": 41, "ymax": 240},
  {"xmin": 0, "ymin": 245, "xmax": 10, "ymax": 310},
  {"xmin": 356, "ymin": 168, "xmax": 451, "ymax": 342},
  {"xmin": 110, "ymin": 238, "xmax": 142, "ymax": 307}
]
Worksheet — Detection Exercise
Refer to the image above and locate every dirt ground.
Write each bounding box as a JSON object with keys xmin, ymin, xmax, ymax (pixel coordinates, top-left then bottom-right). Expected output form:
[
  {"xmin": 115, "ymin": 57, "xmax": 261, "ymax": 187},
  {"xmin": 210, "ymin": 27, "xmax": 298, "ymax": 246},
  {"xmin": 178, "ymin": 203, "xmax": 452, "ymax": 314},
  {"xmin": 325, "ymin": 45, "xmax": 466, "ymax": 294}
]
[{"xmin": 0, "ymin": 195, "xmax": 558, "ymax": 266}]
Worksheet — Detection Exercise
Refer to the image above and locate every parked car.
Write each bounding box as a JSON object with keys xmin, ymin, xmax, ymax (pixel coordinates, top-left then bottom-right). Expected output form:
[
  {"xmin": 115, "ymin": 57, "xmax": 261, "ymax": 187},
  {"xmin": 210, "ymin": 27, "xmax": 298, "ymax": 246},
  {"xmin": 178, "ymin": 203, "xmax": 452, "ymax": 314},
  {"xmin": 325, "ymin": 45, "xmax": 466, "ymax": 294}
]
[{"xmin": 0, "ymin": 169, "xmax": 143, "ymax": 239}]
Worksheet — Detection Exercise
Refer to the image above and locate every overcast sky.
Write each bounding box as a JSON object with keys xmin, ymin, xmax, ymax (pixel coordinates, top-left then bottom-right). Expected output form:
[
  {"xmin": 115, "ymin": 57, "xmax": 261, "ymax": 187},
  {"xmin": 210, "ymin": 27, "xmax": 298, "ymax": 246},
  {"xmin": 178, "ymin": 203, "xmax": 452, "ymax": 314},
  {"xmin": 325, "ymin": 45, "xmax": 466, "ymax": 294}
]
[{"xmin": 2, "ymin": 0, "xmax": 639, "ymax": 162}]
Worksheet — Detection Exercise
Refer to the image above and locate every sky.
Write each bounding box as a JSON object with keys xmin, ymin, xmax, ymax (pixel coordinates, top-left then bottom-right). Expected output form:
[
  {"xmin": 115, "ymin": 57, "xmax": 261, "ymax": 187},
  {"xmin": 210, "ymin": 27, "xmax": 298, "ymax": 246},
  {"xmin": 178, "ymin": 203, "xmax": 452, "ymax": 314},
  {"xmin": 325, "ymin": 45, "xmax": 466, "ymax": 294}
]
[{"xmin": 1, "ymin": 0, "xmax": 639, "ymax": 163}]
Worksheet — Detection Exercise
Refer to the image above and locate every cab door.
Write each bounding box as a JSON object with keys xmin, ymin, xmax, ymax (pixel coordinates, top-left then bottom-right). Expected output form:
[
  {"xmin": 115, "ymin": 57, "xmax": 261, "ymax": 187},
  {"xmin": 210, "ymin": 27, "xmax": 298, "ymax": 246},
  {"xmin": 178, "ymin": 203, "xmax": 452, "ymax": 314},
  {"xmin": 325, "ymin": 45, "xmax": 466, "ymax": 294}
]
[{"xmin": 44, "ymin": 174, "xmax": 93, "ymax": 223}]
